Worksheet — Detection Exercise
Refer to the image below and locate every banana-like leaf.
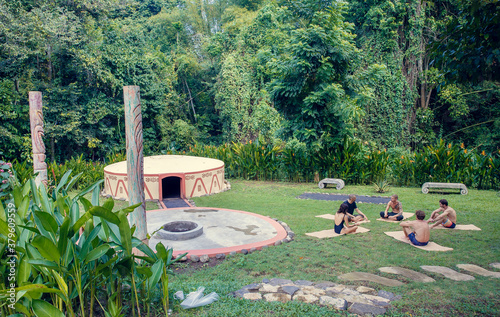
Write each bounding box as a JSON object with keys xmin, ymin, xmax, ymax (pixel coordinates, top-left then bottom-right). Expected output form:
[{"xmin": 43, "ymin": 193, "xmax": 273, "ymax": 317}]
[
  {"xmin": 89, "ymin": 206, "xmax": 120, "ymax": 224},
  {"xmin": 31, "ymin": 235, "xmax": 61, "ymax": 263},
  {"xmin": 102, "ymin": 198, "xmax": 115, "ymax": 213},
  {"xmin": 72, "ymin": 179, "xmax": 104, "ymax": 203},
  {"xmin": 17, "ymin": 255, "xmax": 31, "ymax": 285},
  {"xmin": 84, "ymin": 244, "xmax": 111, "ymax": 264},
  {"xmin": 147, "ymin": 260, "xmax": 164, "ymax": 290},
  {"xmin": 32, "ymin": 299, "xmax": 65, "ymax": 317},
  {"xmin": 65, "ymin": 172, "xmax": 83, "ymax": 192},
  {"xmin": 0, "ymin": 218, "xmax": 9, "ymax": 237},
  {"xmin": 79, "ymin": 197, "xmax": 93, "ymax": 213},
  {"xmin": 27, "ymin": 259, "xmax": 61, "ymax": 270},
  {"xmin": 91, "ymin": 183, "xmax": 100, "ymax": 206},
  {"xmin": 155, "ymin": 242, "xmax": 168, "ymax": 261},
  {"xmin": 34, "ymin": 211, "xmax": 58, "ymax": 235},
  {"xmin": 56, "ymin": 195, "xmax": 69, "ymax": 217},
  {"xmin": 14, "ymin": 304, "xmax": 30, "ymax": 316},
  {"xmin": 79, "ymin": 223, "xmax": 102, "ymax": 256},
  {"xmin": 115, "ymin": 256, "xmax": 133, "ymax": 277},
  {"xmin": 51, "ymin": 270, "xmax": 69, "ymax": 302},
  {"xmin": 55, "ymin": 170, "xmax": 73, "ymax": 193},
  {"xmin": 30, "ymin": 179, "xmax": 41, "ymax": 207},
  {"xmin": 57, "ymin": 217, "xmax": 71, "ymax": 258},
  {"xmin": 38, "ymin": 184, "xmax": 52, "ymax": 215},
  {"xmin": 136, "ymin": 265, "xmax": 152, "ymax": 278},
  {"xmin": 95, "ymin": 254, "xmax": 119, "ymax": 274},
  {"xmin": 117, "ymin": 213, "xmax": 132, "ymax": 256},
  {"xmin": 69, "ymin": 211, "xmax": 93, "ymax": 238},
  {"xmin": 0, "ymin": 284, "xmax": 61, "ymax": 295}
]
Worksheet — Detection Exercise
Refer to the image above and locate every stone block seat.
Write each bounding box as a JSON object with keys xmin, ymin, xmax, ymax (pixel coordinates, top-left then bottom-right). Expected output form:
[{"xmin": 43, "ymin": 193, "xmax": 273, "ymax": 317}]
[
  {"xmin": 318, "ymin": 178, "xmax": 345, "ymax": 190},
  {"xmin": 421, "ymin": 182, "xmax": 468, "ymax": 195}
]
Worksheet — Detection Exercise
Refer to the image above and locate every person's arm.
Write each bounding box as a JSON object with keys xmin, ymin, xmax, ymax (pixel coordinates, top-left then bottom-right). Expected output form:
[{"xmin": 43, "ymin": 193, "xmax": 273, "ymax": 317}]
[
  {"xmin": 397, "ymin": 201, "xmax": 403, "ymax": 216},
  {"xmin": 345, "ymin": 215, "xmax": 358, "ymax": 227},
  {"xmin": 429, "ymin": 208, "xmax": 443, "ymax": 221},
  {"xmin": 383, "ymin": 202, "xmax": 390, "ymax": 217},
  {"xmin": 399, "ymin": 220, "xmax": 411, "ymax": 228},
  {"xmin": 429, "ymin": 210, "xmax": 449, "ymax": 226},
  {"xmin": 355, "ymin": 208, "xmax": 368, "ymax": 220}
]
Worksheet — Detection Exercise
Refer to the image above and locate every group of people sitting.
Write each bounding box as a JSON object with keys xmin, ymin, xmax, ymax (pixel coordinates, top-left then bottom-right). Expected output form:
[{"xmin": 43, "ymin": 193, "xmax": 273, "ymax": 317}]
[{"xmin": 334, "ymin": 194, "xmax": 458, "ymax": 246}]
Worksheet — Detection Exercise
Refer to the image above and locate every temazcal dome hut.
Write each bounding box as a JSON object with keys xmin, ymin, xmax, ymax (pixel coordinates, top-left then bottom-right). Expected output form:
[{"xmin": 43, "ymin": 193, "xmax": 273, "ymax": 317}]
[{"xmin": 103, "ymin": 155, "xmax": 227, "ymax": 201}]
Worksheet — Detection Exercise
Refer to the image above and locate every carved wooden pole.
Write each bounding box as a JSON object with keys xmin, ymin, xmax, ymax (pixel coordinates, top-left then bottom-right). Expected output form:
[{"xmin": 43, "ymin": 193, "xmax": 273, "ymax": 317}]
[
  {"xmin": 29, "ymin": 92, "xmax": 48, "ymax": 187},
  {"xmin": 124, "ymin": 86, "xmax": 147, "ymax": 242}
]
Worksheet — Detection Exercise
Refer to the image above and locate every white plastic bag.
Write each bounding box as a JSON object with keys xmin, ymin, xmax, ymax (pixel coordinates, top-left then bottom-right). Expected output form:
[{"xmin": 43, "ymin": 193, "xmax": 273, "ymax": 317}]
[{"xmin": 180, "ymin": 287, "xmax": 219, "ymax": 309}]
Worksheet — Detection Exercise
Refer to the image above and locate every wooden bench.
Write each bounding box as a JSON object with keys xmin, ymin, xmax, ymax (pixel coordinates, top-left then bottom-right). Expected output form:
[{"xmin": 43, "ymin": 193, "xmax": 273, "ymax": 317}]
[
  {"xmin": 421, "ymin": 182, "xmax": 468, "ymax": 195},
  {"xmin": 318, "ymin": 178, "xmax": 345, "ymax": 190}
]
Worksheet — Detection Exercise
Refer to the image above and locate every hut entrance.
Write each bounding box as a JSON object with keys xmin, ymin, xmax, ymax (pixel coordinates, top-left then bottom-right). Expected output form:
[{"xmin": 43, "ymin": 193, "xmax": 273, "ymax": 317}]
[{"xmin": 162, "ymin": 176, "xmax": 181, "ymax": 199}]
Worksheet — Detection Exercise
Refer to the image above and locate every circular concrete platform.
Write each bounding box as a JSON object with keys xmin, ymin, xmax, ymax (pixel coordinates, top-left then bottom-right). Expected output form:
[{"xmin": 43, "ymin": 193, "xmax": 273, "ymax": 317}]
[{"xmin": 146, "ymin": 207, "xmax": 287, "ymax": 257}]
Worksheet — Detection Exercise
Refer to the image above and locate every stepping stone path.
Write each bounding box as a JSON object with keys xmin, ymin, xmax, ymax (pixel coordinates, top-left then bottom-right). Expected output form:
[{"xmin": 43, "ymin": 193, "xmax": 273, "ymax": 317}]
[
  {"xmin": 420, "ymin": 266, "xmax": 475, "ymax": 281},
  {"xmin": 231, "ymin": 278, "xmax": 400, "ymax": 316},
  {"xmin": 490, "ymin": 263, "xmax": 500, "ymax": 269},
  {"xmin": 378, "ymin": 267, "xmax": 435, "ymax": 283},
  {"xmin": 233, "ymin": 264, "xmax": 498, "ymax": 315},
  {"xmin": 338, "ymin": 272, "xmax": 404, "ymax": 287},
  {"xmin": 456, "ymin": 264, "xmax": 500, "ymax": 278}
]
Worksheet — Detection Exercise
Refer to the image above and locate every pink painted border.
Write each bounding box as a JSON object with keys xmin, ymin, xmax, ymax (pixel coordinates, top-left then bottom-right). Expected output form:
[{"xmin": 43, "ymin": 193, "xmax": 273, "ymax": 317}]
[{"xmin": 146, "ymin": 207, "xmax": 288, "ymax": 257}]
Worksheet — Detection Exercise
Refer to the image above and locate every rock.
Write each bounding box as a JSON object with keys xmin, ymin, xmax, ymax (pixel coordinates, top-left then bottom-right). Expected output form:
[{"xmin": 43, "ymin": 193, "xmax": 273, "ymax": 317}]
[
  {"xmin": 281, "ymin": 222, "xmax": 288, "ymax": 228},
  {"xmin": 215, "ymin": 253, "xmax": 225, "ymax": 260},
  {"xmin": 274, "ymin": 240, "xmax": 282, "ymax": 246},
  {"xmin": 348, "ymin": 302, "xmax": 387, "ymax": 316},
  {"xmin": 281, "ymin": 239, "xmax": 288, "ymax": 244},
  {"xmin": 200, "ymin": 255, "xmax": 210, "ymax": 263},
  {"xmin": 288, "ymin": 231, "xmax": 296, "ymax": 238},
  {"xmin": 420, "ymin": 265, "xmax": 475, "ymax": 281},
  {"xmin": 231, "ymin": 289, "xmax": 249, "ymax": 298},
  {"xmin": 338, "ymin": 272, "xmax": 405, "ymax": 287},
  {"xmin": 378, "ymin": 266, "xmax": 435, "ymax": 283},
  {"xmin": 259, "ymin": 284, "xmax": 280, "ymax": 293},
  {"xmin": 262, "ymin": 278, "xmax": 270, "ymax": 284},
  {"xmin": 285, "ymin": 237, "xmax": 293, "ymax": 243},
  {"xmin": 325, "ymin": 285, "xmax": 346, "ymax": 294},
  {"xmin": 176, "ymin": 256, "xmax": 188, "ymax": 262},
  {"xmin": 299, "ymin": 286, "xmax": 326, "ymax": 296},
  {"xmin": 261, "ymin": 245, "xmax": 268, "ymax": 250},
  {"xmin": 249, "ymin": 247, "xmax": 257, "ymax": 253},
  {"xmin": 281, "ymin": 285, "xmax": 300, "ymax": 296},
  {"xmin": 314, "ymin": 281, "xmax": 338, "ymax": 289},
  {"xmin": 270, "ymin": 278, "xmax": 293, "ymax": 286},
  {"xmin": 229, "ymin": 251, "xmax": 237, "ymax": 256},
  {"xmin": 356, "ymin": 286, "xmax": 375, "ymax": 293},
  {"xmin": 377, "ymin": 290, "xmax": 397, "ymax": 300},
  {"xmin": 263, "ymin": 293, "xmax": 291, "ymax": 303},
  {"xmin": 294, "ymin": 280, "xmax": 314, "ymax": 286},
  {"xmin": 319, "ymin": 296, "xmax": 348, "ymax": 310},
  {"xmin": 293, "ymin": 293, "xmax": 319, "ymax": 304},
  {"xmin": 363, "ymin": 294, "xmax": 391, "ymax": 305},
  {"xmin": 243, "ymin": 293, "xmax": 262, "ymax": 300},
  {"xmin": 243, "ymin": 283, "xmax": 261, "ymax": 291},
  {"xmin": 189, "ymin": 255, "xmax": 200, "ymax": 262},
  {"xmin": 490, "ymin": 263, "xmax": 500, "ymax": 269},
  {"xmin": 241, "ymin": 249, "xmax": 249, "ymax": 255}
]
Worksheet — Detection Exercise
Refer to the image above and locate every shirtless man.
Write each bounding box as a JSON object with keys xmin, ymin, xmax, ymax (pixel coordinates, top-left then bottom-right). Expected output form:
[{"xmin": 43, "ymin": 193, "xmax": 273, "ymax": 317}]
[
  {"xmin": 380, "ymin": 194, "xmax": 404, "ymax": 221},
  {"xmin": 427, "ymin": 199, "xmax": 457, "ymax": 229},
  {"xmin": 343, "ymin": 194, "xmax": 368, "ymax": 222},
  {"xmin": 400, "ymin": 210, "xmax": 430, "ymax": 246}
]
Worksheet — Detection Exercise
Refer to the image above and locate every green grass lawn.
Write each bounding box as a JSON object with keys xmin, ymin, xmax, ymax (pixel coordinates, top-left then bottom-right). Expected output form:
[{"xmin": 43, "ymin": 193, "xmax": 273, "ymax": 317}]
[{"xmin": 165, "ymin": 180, "xmax": 499, "ymax": 316}]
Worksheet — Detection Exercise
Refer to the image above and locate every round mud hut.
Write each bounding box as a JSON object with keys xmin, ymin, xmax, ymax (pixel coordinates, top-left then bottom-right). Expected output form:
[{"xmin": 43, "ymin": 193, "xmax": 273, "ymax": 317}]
[{"xmin": 103, "ymin": 155, "xmax": 227, "ymax": 201}]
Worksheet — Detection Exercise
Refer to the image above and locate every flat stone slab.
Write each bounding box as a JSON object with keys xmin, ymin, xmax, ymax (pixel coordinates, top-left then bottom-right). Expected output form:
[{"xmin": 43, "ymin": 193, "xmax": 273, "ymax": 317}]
[
  {"xmin": 378, "ymin": 267, "xmax": 435, "ymax": 283},
  {"xmin": 338, "ymin": 272, "xmax": 404, "ymax": 287},
  {"xmin": 420, "ymin": 266, "xmax": 475, "ymax": 281},
  {"xmin": 490, "ymin": 263, "xmax": 500, "ymax": 269},
  {"xmin": 456, "ymin": 264, "xmax": 500, "ymax": 278}
]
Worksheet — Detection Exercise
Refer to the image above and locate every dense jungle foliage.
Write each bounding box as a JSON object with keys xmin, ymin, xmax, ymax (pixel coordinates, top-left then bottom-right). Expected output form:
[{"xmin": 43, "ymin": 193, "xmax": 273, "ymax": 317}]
[{"xmin": 0, "ymin": 0, "xmax": 499, "ymax": 162}]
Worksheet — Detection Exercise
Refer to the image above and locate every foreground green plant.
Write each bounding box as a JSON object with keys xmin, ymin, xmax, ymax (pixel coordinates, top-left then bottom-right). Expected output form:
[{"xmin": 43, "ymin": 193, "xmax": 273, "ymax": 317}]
[{"xmin": 0, "ymin": 171, "xmax": 185, "ymax": 316}]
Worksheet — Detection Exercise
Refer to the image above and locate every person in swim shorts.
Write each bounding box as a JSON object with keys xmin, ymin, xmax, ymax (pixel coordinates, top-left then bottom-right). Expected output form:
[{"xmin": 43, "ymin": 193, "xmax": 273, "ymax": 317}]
[
  {"xmin": 334, "ymin": 203, "xmax": 358, "ymax": 235},
  {"xmin": 342, "ymin": 194, "xmax": 369, "ymax": 223},
  {"xmin": 427, "ymin": 199, "xmax": 457, "ymax": 229},
  {"xmin": 380, "ymin": 194, "xmax": 404, "ymax": 221},
  {"xmin": 400, "ymin": 210, "xmax": 430, "ymax": 246}
]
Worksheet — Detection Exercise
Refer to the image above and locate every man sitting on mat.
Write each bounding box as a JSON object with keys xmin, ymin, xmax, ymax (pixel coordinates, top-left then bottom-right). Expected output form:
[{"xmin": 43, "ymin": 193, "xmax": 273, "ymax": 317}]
[
  {"xmin": 380, "ymin": 194, "xmax": 404, "ymax": 221},
  {"xmin": 334, "ymin": 203, "xmax": 359, "ymax": 235},
  {"xmin": 400, "ymin": 210, "xmax": 430, "ymax": 246},
  {"xmin": 427, "ymin": 199, "xmax": 457, "ymax": 229},
  {"xmin": 343, "ymin": 194, "xmax": 368, "ymax": 222}
]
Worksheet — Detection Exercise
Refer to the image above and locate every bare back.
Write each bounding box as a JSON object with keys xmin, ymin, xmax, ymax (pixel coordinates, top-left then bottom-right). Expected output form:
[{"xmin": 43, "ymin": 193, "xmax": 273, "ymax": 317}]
[{"xmin": 411, "ymin": 220, "xmax": 430, "ymax": 242}]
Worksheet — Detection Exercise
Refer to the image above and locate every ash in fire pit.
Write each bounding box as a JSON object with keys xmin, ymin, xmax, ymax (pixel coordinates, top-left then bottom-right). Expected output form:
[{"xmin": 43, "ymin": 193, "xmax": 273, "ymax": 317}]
[{"xmin": 155, "ymin": 221, "xmax": 203, "ymax": 241}]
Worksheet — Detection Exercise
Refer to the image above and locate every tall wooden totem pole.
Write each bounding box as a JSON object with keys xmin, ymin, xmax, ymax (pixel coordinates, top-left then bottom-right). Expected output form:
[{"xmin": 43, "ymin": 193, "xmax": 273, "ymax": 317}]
[
  {"xmin": 124, "ymin": 86, "xmax": 148, "ymax": 242},
  {"xmin": 29, "ymin": 92, "xmax": 48, "ymax": 187}
]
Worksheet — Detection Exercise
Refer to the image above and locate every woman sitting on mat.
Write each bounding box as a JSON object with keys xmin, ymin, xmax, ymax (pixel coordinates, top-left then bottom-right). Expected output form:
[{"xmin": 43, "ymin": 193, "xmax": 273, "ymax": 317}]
[{"xmin": 334, "ymin": 203, "xmax": 358, "ymax": 235}]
